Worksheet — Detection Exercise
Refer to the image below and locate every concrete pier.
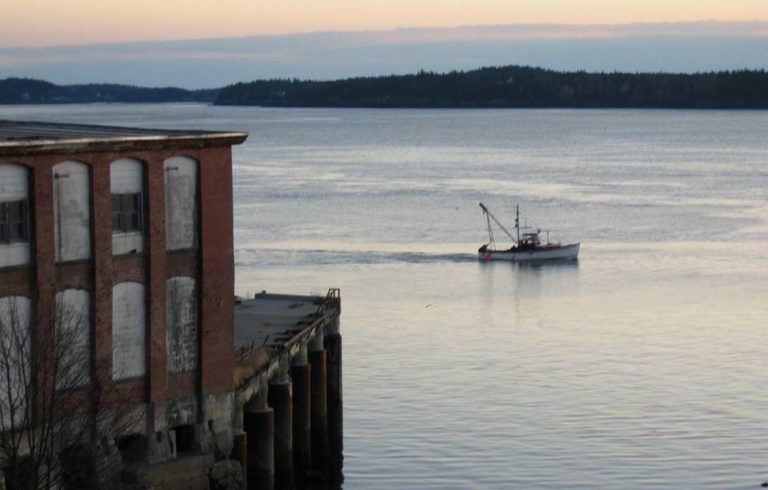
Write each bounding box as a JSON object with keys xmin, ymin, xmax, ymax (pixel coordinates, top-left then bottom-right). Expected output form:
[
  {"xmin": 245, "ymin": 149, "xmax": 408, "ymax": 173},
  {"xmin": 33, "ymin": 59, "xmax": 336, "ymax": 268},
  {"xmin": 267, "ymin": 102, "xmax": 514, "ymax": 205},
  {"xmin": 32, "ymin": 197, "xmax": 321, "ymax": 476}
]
[
  {"xmin": 268, "ymin": 371, "xmax": 294, "ymax": 490},
  {"xmin": 326, "ymin": 317, "xmax": 344, "ymax": 484},
  {"xmin": 234, "ymin": 290, "xmax": 341, "ymax": 488},
  {"xmin": 245, "ymin": 390, "xmax": 274, "ymax": 490}
]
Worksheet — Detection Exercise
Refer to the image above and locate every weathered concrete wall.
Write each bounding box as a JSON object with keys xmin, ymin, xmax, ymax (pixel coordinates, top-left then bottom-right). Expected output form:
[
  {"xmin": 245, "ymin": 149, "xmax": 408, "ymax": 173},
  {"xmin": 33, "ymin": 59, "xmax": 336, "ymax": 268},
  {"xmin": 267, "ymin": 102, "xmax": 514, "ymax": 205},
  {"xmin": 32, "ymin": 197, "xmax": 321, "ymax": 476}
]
[
  {"xmin": 55, "ymin": 288, "xmax": 91, "ymax": 388},
  {"xmin": 0, "ymin": 296, "xmax": 31, "ymax": 431},
  {"xmin": 166, "ymin": 276, "xmax": 198, "ymax": 374},
  {"xmin": 53, "ymin": 161, "xmax": 91, "ymax": 262},
  {"xmin": 164, "ymin": 156, "xmax": 198, "ymax": 251},
  {"xmin": 110, "ymin": 158, "xmax": 144, "ymax": 255},
  {"xmin": 0, "ymin": 164, "xmax": 30, "ymax": 268},
  {"xmin": 112, "ymin": 282, "xmax": 146, "ymax": 380}
]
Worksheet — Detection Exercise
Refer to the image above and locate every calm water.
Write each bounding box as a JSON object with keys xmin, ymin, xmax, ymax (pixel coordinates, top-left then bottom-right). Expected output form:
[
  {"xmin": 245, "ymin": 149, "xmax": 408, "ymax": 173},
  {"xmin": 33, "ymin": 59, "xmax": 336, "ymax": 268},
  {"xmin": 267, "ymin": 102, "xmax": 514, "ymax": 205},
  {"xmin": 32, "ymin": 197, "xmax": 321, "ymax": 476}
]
[{"xmin": 2, "ymin": 105, "xmax": 767, "ymax": 489}]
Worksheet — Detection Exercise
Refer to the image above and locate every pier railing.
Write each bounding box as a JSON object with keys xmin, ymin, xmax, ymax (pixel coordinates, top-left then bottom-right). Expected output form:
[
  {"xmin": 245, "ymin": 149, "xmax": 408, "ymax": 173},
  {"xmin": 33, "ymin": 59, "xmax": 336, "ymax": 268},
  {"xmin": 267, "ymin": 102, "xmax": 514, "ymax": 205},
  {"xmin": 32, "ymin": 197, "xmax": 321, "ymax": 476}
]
[{"xmin": 316, "ymin": 288, "xmax": 341, "ymax": 314}]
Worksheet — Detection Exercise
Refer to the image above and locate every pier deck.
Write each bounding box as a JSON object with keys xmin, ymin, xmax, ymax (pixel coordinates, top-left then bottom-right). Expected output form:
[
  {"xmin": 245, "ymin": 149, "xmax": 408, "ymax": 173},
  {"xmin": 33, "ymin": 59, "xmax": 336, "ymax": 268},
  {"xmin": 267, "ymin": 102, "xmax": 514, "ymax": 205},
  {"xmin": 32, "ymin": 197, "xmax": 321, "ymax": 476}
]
[{"xmin": 234, "ymin": 292, "xmax": 333, "ymax": 350}]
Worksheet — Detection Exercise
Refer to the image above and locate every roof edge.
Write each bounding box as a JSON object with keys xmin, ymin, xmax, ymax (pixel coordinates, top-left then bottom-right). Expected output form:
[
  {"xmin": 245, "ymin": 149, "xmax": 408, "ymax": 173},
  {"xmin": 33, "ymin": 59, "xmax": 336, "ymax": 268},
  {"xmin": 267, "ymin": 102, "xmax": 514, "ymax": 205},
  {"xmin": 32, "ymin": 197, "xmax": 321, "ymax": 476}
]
[{"xmin": 0, "ymin": 132, "xmax": 249, "ymax": 157}]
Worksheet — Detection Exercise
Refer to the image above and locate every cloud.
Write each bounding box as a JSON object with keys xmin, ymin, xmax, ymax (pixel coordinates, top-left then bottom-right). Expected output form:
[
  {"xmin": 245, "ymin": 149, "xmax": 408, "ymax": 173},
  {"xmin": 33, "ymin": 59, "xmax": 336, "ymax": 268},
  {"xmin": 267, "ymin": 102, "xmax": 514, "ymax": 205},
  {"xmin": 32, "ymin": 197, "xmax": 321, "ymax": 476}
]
[{"xmin": 1, "ymin": 21, "xmax": 766, "ymax": 88}]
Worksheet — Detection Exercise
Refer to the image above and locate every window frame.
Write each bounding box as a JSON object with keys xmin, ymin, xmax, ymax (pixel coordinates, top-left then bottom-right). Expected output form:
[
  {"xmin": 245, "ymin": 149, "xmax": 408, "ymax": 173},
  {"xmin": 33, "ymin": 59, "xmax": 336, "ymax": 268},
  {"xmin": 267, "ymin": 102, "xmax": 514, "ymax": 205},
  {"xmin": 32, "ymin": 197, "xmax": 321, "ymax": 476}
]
[
  {"xmin": 0, "ymin": 199, "xmax": 30, "ymax": 245},
  {"xmin": 111, "ymin": 193, "xmax": 144, "ymax": 234}
]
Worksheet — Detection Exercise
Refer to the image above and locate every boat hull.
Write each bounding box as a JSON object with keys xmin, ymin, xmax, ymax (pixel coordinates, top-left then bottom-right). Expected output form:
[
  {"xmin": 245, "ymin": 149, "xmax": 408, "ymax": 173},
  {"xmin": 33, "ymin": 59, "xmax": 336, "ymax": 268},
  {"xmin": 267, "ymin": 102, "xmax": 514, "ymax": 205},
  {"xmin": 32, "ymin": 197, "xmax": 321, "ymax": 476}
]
[{"xmin": 478, "ymin": 243, "xmax": 580, "ymax": 262}]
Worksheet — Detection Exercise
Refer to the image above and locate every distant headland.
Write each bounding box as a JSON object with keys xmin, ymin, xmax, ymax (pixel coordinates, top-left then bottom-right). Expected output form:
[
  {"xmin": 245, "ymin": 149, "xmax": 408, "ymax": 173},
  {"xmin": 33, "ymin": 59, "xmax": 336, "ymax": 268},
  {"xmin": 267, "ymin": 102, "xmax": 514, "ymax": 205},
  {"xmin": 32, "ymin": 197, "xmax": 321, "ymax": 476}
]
[
  {"xmin": 3, "ymin": 66, "xmax": 768, "ymax": 109},
  {"xmin": 0, "ymin": 78, "xmax": 217, "ymax": 104}
]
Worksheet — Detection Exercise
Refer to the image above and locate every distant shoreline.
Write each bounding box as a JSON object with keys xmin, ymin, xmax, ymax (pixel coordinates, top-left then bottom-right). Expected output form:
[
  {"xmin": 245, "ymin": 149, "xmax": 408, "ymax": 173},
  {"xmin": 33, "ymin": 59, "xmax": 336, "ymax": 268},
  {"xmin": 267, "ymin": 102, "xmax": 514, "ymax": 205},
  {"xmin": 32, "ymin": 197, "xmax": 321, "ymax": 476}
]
[
  {"xmin": 214, "ymin": 66, "xmax": 768, "ymax": 110},
  {"xmin": 3, "ymin": 65, "xmax": 768, "ymax": 109}
]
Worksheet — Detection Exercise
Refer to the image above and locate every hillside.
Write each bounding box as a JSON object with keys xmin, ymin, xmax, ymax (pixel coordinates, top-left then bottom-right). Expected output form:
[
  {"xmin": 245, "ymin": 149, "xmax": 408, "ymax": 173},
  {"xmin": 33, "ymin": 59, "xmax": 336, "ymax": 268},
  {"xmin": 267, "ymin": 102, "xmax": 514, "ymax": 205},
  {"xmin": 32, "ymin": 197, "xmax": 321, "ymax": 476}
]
[{"xmin": 214, "ymin": 66, "xmax": 768, "ymax": 109}]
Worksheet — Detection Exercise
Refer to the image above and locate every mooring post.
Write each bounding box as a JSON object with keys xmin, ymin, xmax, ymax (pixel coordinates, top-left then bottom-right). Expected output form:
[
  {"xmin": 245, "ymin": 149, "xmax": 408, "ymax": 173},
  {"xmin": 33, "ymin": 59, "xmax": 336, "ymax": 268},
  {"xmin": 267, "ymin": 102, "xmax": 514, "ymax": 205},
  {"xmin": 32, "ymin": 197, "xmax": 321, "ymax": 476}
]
[
  {"xmin": 325, "ymin": 316, "xmax": 344, "ymax": 484},
  {"xmin": 309, "ymin": 328, "xmax": 329, "ymax": 478},
  {"xmin": 291, "ymin": 342, "xmax": 312, "ymax": 484},
  {"xmin": 269, "ymin": 368, "xmax": 294, "ymax": 490},
  {"xmin": 245, "ymin": 383, "xmax": 274, "ymax": 490}
]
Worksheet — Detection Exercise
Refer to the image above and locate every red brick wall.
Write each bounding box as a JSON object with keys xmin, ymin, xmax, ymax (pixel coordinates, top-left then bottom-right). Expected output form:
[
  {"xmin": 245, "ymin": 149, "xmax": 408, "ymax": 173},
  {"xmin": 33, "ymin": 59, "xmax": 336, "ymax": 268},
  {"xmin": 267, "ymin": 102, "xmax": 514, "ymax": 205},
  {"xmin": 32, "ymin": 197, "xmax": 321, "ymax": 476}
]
[
  {"xmin": 0, "ymin": 143, "xmax": 236, "ymax": 410},
  {"xmin": 198, "ymin": 147, "xmax": 235, "ymax": 393}
]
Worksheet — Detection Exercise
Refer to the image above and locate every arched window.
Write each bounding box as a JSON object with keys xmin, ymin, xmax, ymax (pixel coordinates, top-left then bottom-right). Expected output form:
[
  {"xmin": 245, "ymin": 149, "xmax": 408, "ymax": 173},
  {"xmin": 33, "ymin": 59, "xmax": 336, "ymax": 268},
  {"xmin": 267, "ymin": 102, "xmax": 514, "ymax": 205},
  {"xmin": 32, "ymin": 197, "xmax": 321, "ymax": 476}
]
[
  {"xmin": 55, "ymin": 289, "xmax": 91, "ymax": 388},
  {"xmin": 53, "ymin": 161, "xmax": 91, "ymax": 262},
  {"xmin": 164, "ymin": 156, "xmax": 198, "ymax": 251},
  {"xmin": 166, "ymin": 277, "xmax": 198, "ymax": 373},
  {"xmin": 110, "ymin": 159, "xmax": 144, "ymax": 255},
  {"xmin": 0, "ymin": 296, "xmax": 31, "ymax": 430},
  {"xmin": 112, "ymin": 282, "xmax": 146, "ymax": 380},
  {"xmin": 0, "ymin": 164, "xmax": 30, "ymax": 268}
]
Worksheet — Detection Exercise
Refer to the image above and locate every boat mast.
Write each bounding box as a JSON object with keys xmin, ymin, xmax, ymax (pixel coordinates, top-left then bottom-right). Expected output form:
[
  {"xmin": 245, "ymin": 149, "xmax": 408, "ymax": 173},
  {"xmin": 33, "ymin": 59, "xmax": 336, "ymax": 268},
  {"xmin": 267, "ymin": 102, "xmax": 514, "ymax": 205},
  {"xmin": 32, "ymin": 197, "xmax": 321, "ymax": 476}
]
[
  {"xmin": 515, "ymin": 205, "xmax": 520, "ymax": 244},
  {"xmin": 484, "ymin": 205, "xmax": 495, "ymax": 247},
  {"xmin": 479, "ymin": 203, "xmax": 516, "ymax": 244}
]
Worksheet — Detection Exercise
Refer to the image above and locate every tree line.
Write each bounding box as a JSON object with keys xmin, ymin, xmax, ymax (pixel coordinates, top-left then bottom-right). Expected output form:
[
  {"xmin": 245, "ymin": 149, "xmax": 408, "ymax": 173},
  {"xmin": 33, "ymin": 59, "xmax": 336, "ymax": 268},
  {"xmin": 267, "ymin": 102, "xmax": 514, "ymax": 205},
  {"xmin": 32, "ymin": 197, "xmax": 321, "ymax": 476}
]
[
  {"xmin": 0, "ymin": 78, "xmax": 217, "ymax": 104},
  {"xmin": 214, "ymin": 66, "xmax": 768, "ymax": 109}
]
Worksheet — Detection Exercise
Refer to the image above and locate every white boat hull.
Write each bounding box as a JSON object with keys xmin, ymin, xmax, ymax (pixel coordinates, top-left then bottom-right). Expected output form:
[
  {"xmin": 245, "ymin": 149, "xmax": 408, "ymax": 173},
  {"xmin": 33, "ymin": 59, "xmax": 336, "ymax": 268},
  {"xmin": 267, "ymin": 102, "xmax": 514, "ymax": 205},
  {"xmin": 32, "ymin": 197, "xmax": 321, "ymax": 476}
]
[{"xmin": 479, "ymin": 243, "xmax": 580, "ymax": 262}]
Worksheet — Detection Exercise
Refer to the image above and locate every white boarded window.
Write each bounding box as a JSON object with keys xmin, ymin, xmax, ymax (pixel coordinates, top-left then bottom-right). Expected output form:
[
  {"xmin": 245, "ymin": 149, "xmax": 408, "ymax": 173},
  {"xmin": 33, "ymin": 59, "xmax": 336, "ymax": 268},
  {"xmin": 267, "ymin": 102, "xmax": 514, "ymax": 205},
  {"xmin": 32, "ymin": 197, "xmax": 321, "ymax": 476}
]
[
  {"xmin": 53, "ymin": 161, "xmax": 91, "ymax": 262},
  {"xmin": 55, "ymin": 289, "xmax": 91, "ymax": 388},
  {"xmin": 0, "ymin": 296, "xmax": 31, "ymax": 430},
  {"xmin": 112, "ymin": 282, "xmax": 146, "ymax": 380},
  {"xmin": 0, "ymin": 164, "xmax": 30, "ymax": 268},
  {"xmin": 164, "ymin": 156, "xmax": 198, "ymax": 251},
  {"xmin": 110, "ymin": 159, "xmax": 144, "ymax": 255},
  {"xmin": 166, "ymin": 277, "xmax": 198, "ymax": 373}
]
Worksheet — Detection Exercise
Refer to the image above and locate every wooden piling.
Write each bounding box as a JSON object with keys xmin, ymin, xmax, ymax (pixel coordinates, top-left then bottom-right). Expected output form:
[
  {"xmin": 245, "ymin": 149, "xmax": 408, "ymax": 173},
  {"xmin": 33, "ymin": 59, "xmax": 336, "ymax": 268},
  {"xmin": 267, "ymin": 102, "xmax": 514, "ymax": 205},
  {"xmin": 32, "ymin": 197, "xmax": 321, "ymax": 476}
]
[
  {"xmin": 268, "ymin": 378, "xmax": 294, "ymax": 490},
  {"xmin": 232, "ymin": 432, "xmax": 247, "ymax": 487},
  {"xmin": 291, "ymin": 345, "xmax": 312, "ymax": 485},
  {"xmin": 325, "ymin": 319, "xmax": 343, "ymax": 484},
  {"xmin": 245, "ymin": 394, "xmax": 274, "ymax": 490},
  {"xmin": 309, "ymin": 331, "xmax": 329, "ymax": 478}
]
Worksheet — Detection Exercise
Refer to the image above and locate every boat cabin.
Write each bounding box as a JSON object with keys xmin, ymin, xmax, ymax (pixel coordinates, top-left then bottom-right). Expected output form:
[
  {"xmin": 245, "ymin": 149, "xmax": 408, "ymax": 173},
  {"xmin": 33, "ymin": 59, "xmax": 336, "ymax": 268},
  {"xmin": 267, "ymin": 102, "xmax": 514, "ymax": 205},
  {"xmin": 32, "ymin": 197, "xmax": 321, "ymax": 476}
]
[{"xmin": 517, "ymin": 232, "xmax": 542, "ymax": 250}]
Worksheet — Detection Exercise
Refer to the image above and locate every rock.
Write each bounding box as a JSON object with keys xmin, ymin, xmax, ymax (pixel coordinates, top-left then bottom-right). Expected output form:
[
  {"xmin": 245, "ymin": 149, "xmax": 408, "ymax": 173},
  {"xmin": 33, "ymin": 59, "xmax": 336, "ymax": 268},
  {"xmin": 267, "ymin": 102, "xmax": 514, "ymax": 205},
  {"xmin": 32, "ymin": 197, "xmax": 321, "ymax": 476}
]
[{"xmin": 208, "ymin": 460, "xmax": 243, "ymax": 490}]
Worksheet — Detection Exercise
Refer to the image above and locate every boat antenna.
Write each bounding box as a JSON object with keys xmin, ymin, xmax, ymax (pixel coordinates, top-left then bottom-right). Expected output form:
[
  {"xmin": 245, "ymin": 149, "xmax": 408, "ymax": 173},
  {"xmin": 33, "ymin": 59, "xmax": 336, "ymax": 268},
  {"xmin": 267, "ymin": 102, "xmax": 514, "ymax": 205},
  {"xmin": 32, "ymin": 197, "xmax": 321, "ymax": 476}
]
[{"xmin": 479, "ymin": 202, "xmax": 516, "ymax": 243}]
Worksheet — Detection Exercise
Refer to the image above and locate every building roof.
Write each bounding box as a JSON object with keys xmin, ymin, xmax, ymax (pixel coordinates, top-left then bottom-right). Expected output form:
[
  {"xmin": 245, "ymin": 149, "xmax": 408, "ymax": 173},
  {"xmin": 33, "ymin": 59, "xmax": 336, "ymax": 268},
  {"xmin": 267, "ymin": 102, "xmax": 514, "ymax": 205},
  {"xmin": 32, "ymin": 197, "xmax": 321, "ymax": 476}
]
[{"xmin": 0, "ymin": 120, "xmax": 248, "ymax": 156}]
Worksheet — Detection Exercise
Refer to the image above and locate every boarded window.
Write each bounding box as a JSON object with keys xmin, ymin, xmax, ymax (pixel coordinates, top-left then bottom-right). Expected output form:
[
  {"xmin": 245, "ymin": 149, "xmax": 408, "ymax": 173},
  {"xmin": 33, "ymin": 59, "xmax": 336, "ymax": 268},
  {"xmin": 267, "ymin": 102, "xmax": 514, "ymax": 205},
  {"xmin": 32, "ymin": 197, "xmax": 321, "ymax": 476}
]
[
  {"xmin": 112, "ymin": 283, "xmax": 146, "ymax": 380},
  {"xmin": 55, "ymin": 289, "xmax": 91, "ymax": 389},
  {"xmin": 164, "ymin": 156, "xmax": 198, "ymax": 251},
  {"xmin": 166, "ymin": 277, "xmax": 198, "ymax": 373},
  {"xmin": 53, "ymin": 161, "xmax": 91, "ymax": 262},
  {"xmin": 0, "ymin": 296, "xmax": 32, "ymax": 431}
]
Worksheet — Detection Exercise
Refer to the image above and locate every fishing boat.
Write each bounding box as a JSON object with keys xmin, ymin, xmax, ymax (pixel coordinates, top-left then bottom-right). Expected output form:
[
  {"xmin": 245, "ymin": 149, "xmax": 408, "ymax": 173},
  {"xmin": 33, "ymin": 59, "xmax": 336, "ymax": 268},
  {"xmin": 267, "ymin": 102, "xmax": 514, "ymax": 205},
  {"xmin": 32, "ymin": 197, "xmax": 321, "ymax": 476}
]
[{"xmin": 477, "ymin": 202, "xmax": 580, "ymax": 262}]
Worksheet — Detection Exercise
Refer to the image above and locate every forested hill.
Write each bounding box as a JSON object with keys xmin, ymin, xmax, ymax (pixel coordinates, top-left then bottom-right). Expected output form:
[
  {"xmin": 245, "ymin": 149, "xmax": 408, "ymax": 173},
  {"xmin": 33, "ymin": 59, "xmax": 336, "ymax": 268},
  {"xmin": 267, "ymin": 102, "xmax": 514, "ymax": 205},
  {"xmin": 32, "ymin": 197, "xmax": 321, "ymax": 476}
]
[
  {"xmin": 215, "ymin": 66, "xmax": 768, "ymax": 109},
  {"xmin": 0, "ymin": 78, "xmax": 218, "ymax": 104}
]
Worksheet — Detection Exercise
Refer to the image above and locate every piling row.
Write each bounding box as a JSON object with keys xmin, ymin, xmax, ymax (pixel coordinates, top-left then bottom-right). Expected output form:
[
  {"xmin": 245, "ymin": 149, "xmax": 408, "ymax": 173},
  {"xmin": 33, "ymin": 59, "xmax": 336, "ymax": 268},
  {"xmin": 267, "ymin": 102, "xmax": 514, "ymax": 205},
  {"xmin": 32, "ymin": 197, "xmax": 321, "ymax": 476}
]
[{"xmin": 242, "ymin": 326, "xmax": 343, "ymax": 489}]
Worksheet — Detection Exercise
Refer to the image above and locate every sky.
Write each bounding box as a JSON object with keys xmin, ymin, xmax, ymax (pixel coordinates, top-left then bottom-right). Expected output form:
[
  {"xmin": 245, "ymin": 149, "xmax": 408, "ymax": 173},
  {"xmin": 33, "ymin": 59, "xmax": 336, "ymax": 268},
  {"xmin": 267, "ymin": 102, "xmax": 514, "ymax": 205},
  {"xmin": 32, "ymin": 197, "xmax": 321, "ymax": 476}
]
[
  {"xmin": 1, "ymin": 2, "xmax": 767, "ymax": 87},
  {"xmin": 2, "ymin": 0, "xmax": 767, "ymax": 48}
]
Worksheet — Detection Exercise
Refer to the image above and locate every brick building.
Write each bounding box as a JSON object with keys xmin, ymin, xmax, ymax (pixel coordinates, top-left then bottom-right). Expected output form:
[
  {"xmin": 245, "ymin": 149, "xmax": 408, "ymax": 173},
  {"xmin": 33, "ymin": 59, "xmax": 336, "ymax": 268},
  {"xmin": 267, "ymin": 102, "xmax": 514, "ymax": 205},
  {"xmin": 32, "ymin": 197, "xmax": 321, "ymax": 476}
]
[
  {"xmin": 0, "ymin": 120, "xmax": 343, "ymax": 490},
  {"xmin": 0, "ymin": 120, "xmax": 248, "ymax": 486}
]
